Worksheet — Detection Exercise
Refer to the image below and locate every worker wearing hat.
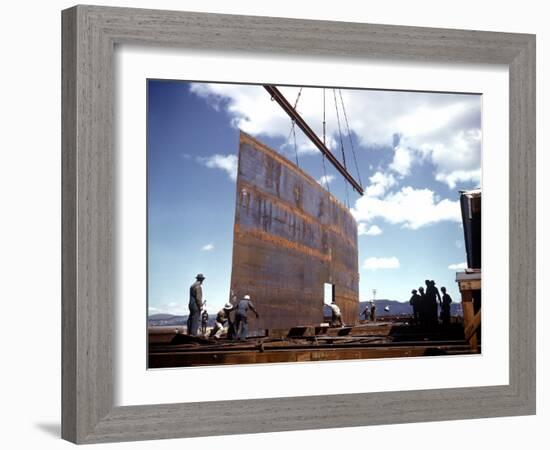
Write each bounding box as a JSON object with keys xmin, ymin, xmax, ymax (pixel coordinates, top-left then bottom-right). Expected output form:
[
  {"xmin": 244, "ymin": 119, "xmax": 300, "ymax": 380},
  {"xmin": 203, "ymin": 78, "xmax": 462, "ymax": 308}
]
[
  {"xmin": 425, "ymin": 280, "xmax": 441, "ymax": 327},
  {"xmin": 210, "ymin": 302, "xmax": 234, "ymax": 339},
  {"xmin": 187, "ymin": 273, "xmax": 205, "ymax": 336},
  {"xmin": 235, "ymin": 294, "xmax": 259, "ymax": 341}
]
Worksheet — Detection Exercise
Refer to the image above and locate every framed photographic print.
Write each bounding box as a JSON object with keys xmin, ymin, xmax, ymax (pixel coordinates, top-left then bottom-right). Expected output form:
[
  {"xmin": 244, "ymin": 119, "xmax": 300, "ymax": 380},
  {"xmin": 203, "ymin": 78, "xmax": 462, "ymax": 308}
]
[{"xmin": 62, "ymin": 5, "xmax": 536, "ymax": 444}]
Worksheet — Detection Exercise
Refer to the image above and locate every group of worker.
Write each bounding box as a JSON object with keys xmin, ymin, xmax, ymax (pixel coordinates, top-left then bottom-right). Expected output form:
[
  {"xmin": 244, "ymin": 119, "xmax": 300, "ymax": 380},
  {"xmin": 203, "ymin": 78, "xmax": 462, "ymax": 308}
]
[
  {"xmin": 361, "ymin": 301, "xmax": 378, "ymax": 322},
  {"xmin": 188, "ymin": 274, "xmax": 452, "ymax": 338},
  {"xmin": 409, "ymin": 279, "xmax": 453, "ymax": 327},
  {"xmin": 187, "ymin": 273, "xmax": 260, "ymax": 340}
]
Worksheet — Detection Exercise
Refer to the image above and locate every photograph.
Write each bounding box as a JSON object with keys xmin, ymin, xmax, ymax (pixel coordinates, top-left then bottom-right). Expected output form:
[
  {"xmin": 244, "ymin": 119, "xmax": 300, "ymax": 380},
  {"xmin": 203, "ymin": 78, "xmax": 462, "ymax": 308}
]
[{"xmin": 146, "ymin": 80, "xmax": 482, "ymax": 368}]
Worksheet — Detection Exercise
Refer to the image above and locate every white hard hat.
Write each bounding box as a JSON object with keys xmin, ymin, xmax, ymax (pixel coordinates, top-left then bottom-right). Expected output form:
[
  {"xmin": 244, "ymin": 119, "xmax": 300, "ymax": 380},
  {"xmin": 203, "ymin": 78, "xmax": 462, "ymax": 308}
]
[
  {"xmin": 244, "ymin": 294, "xmax": 251, "ymax": 300},
  {"xmin": 384, "ymin": 306, "xmax": 390, "ymax": 312}
]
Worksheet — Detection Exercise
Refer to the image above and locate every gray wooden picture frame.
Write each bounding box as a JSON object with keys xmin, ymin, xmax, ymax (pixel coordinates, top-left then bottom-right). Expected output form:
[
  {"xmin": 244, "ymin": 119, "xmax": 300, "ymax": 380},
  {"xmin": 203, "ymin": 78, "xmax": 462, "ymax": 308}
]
[{"xmin": 61, "ymin": 5, "xmax": 536, "ymax": 444}]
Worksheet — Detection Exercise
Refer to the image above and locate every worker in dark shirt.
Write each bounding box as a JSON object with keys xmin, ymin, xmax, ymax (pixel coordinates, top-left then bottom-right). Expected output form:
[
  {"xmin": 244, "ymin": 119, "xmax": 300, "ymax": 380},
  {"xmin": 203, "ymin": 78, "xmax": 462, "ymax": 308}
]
[
  {"xmin": 440, "ymin": 287, "xmax": 453, "ymax": 326},
  {"xmin": 235, "ymin": 294, "xmax": 259, "ymax": 341},
  {"xmin": 425, "ymin": 280, "xmax": 440, "ymax": 327},
  {"xmin": 418, "ymin": 286, "xmax": 427, "ymax": 326},
  {"xmin": 187, "ymin": 273, "xmax": 205, "ymax": 336},
  {"xmin": 409, "ymin": 289, "xmax": 421, "ymax": 325}
]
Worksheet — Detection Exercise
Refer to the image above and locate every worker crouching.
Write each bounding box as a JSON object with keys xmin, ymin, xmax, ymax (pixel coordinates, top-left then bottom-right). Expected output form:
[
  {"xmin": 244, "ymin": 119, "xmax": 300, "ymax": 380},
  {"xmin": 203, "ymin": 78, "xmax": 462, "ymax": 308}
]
[
  {"xmin": 210, "ymin": 303, "xmax": 235, "ymax": 339},
  {"xmin": 330, "ymin": 300, "xmax": 344, "ymax": 327}
]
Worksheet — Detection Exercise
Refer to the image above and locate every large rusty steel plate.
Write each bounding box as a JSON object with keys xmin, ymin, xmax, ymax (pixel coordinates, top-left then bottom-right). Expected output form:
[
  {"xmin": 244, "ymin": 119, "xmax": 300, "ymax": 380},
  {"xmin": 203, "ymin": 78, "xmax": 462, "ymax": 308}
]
[{"xmin": 230, "ymin": 132, "xmax": 359, "ymax": 332}]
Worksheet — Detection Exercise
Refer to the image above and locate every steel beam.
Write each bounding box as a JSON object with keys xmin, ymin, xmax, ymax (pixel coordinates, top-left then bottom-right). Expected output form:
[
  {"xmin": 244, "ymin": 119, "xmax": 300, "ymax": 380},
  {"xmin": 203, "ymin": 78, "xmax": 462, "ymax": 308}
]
[{"xmin": 264, "ymin": 85, "xmax": 364, "ymax": 195}]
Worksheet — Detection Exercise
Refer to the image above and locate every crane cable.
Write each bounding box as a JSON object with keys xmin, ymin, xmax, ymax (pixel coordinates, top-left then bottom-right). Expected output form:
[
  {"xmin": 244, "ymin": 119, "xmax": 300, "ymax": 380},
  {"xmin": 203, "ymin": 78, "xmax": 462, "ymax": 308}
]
[
  {"xmin": 286, "ymin": 88, "xmax": 303, "ymax": 168},
  {"xmin": 338, "ymin": 89, "xmax": 363, "ymax": 189},
  {"xmin": 321, "ymin": 88, "xmax": 331, "ymax": 194},
  {"xmin": 333, "ymin": 89, "xmax": 350, "ymax": 208},
  {"xmin": 323, "ymin": 88, "xmax": 327, "ymax": 146}
]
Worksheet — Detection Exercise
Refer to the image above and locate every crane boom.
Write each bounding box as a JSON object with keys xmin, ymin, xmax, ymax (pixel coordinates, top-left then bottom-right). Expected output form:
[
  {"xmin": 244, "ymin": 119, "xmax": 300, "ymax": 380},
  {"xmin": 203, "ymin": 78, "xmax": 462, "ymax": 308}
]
[{"xmin": 264, "ymin": 85, "xmax": 364, "ymax": 195}]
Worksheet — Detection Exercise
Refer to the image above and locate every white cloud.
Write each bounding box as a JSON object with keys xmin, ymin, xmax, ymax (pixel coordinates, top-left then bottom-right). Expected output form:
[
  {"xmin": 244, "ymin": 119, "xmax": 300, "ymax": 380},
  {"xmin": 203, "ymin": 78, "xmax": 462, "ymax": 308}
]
[
  {"xmin": 436, "ymin": 168, "xmax": 481, "ymax": 189},
  {"xmin": 201, "ymin": 243, "xmax": 215, "ymax": 251},
  {"xmin": 363, "ymin": 256, "xmax": 400, "ymax": 270},
  {"xmin": 419, "ymin": 129, "xmax": 481, "ymax": 189},
  {"xmin": 190, "ymin": 83, "xmax": 481, "ymax": 189},
  {"xmin": 448, "ymin": 262, "xmax": 468, "ymax": 270},
  {"xmin": 352, "ymin": 186, "xmax": 461, "ymax": 230},
  {"xmin": 365, "ymin": 171, "xmax": 397, "ymax": 197},
  {"xmin": 197, "ymin": 154, "xmax": 238, "ymax": 181},
  {"xmin": 190, "ymin": 83, "xmax": 320, "ymax": 156},
  {"xmin": 389, "ymin": 145, "xmax": 414, "ymax": 177},
  {"xmin": 358, "ymin": 224, "xmax": 383, "ymax": 236},
  {"xmin": 317, "ymin": 174, "xmax": 335, "ymax": 187}
]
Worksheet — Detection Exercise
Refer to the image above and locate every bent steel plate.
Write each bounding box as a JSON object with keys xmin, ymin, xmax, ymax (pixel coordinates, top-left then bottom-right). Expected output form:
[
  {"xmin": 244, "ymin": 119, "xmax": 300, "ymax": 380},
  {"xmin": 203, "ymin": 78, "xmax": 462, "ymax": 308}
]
[{"xmin": 230, "ymin": 132, "xmax": 359, "ymax": 332}]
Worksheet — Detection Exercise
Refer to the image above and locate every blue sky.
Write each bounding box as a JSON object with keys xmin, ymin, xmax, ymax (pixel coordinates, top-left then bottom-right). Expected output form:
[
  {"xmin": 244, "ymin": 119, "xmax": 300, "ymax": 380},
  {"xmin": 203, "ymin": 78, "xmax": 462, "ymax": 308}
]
[{"xmin": 147, "ymin": 80, "xmax": 481, "ymax": 317}]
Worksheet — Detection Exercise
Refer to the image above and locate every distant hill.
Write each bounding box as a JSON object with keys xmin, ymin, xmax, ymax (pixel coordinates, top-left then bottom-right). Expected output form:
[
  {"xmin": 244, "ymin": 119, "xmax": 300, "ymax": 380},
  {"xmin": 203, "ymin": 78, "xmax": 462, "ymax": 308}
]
[
  {"xmin": 148, "ymin": 314, "xmax": 187, "ymax": 326},
  {"xmin": 148, "ymin": 313, "xmax": 218, "ymax": 327},
  {"xmin": 148, "ymin": 313, "xmax": 180, "ymax": 321},
  {"xmin": 357, "ymin": 299, "xmax": 462, "ymax": 317},
  {"xmin": 357, "ymin": 300, "xmax": 410, "ymax": 317}
]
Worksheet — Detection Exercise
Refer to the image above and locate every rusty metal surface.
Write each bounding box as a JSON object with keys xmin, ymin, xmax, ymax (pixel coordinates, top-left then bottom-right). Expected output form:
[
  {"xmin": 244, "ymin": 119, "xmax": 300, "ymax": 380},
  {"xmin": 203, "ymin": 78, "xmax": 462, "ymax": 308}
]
[
  {"xmin": 148, "ymin": 320, "xmax": 474, "ymax": 368},
  {"xmin": 149, "ymin": 344, "xmax": 473, "ymax": 368},
  {"xmin": 147, "ymin": 322, "xmax": 474, "ymax": 368},
  {"xmin": 229, "ymin": 132, "xmax": 359, "ymax": 332}
]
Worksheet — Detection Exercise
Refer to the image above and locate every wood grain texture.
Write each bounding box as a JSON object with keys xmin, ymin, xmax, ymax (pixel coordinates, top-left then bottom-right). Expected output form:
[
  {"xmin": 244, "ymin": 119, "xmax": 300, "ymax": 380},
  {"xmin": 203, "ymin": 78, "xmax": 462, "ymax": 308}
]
[
  {"xmin": 61, "ymin": 7, "xmax": 77, "ymax": 443},
  {"xmin": 61, "ymin": 4, "xmax": 536, "ymax": 444}
]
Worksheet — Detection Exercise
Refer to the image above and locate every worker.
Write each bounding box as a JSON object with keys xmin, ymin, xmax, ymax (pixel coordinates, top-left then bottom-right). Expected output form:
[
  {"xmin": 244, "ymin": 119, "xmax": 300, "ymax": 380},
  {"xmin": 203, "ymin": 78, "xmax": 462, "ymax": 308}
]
[
  {"xmin": 432, "ymin": 280, "xmax": 442, "ymax": 325},
  {"xmin": 210, "ymin": 303, "xmax": 234, "ymax": 339},
  {"xmin": 361, "ymin": 304, "xmax": 370, "ymax": 321},
  {"xmin": 200, "ymin": 307, "xmax": 209, "ymax": 336},
  {"xmin": 235, "ymin": 294, "xmax": 259, "ymax": 341},
  {"xmin": 369, "ymin": 301, "xmax": 377, "ymax": 322},
  {"xmin": 425, "ymin": 280, "xmax": 441, "ymax": 327},
  {"xmin": 424, "ymin": 280, "xmax": 436, "ymax": 327},
  {"xmin": 187, "ymin": 273, "xmax": 205, "ymax": 336},
  {"xmin": 226, "ymin": 291, "xmax": 238, "ymax": 340},
  {"xmin": 440, "ymin": 287, "xmax": 453, "ymax": 326},
  {"xmin": 418, "ymin": 286, "xmax": 427, "ymax": 326},
  {"xmin": 330, "ymin": 300, "xmax": 344, "ymax": 327},
  {"xmin": 409, "ymin": 289, "xmax": 421, "ymax": 325},
  {"xmin": 432, "ymin": 280, "xmax": 442, "ymax": 304}
]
